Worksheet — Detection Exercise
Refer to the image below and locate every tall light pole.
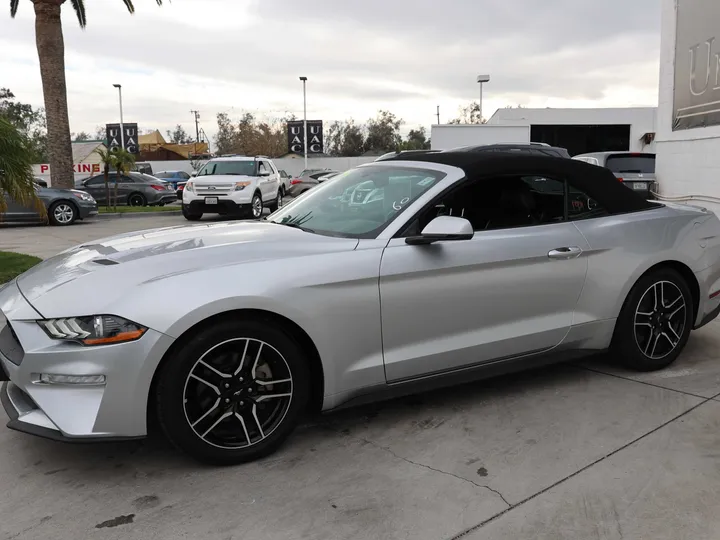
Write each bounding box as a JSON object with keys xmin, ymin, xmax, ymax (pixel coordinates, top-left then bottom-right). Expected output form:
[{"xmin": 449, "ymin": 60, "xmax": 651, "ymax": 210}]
[
  {"xmin": 112, "ymin": 84, "xmax": 124, "ymax": 150},
  {"xmin": 476, "ymin": 74, "xmax": 490, "ymax": 123},
  {"xmin": 299, "ymin": 76, "xmax": 308, "ymax": 170}
]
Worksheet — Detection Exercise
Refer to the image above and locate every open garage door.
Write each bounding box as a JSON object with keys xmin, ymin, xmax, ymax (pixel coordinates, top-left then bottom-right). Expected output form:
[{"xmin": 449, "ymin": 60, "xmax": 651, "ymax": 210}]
[{"xmin": 531, "ymin": 125, "xmax": 631, "ymax": 156}]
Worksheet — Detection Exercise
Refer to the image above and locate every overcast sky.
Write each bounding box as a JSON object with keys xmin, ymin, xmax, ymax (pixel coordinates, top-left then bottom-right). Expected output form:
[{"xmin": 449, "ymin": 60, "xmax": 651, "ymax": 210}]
[{"xmin": 1, "ymin": 0, "xmax": 660, "ymax": 144}]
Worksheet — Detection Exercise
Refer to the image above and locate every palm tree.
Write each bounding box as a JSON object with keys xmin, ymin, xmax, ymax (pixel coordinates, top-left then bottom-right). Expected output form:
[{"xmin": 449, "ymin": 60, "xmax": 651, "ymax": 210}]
[
  {"xmin": 0, "ymin": 117, "xmax": 44, "ymax": 217},
  {"xmin": 93, "ymin": 146, "xmax": 117, "ymax": 211},
  {"xmin": 111, "ymin": 147, "xmax": 135, "ymax": 211},
  {"xmin": 9, "ymin": 0, "xmax": 163, "ymax": 190}
]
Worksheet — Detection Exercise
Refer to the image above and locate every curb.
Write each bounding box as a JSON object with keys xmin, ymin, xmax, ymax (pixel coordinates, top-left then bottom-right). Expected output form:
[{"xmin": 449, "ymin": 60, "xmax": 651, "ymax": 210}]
[{"xmin": 96, "ymin": 210, "xmax": 183, "ymax": 220}]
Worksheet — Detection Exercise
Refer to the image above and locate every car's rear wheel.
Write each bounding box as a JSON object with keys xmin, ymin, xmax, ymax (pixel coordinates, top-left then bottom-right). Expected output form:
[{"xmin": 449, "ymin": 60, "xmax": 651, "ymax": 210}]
[
  {"xmin": 612, "ymin": 268, "xmax": 693, "ymax": 371},
  {"xmin": 48, "ymin": 201, "xmax": 77, "ymax": 226},
  {"xmin": 267, "ymin": 191, "xmax": 282, "ymax": 212},
  {"xmin": 182, "ymin": 204, "xmax": 202, "ymax": 221},
  {"xmin": 128, "ymin": 193, "xmax": 147, "ymax": 207},
  {"xmin": 251, "ymin": 192, "xmax": 263, "ymax": 219},
  {"xmin": 156, "ymin": 319, "xmax": 309, "ymax": 465}
]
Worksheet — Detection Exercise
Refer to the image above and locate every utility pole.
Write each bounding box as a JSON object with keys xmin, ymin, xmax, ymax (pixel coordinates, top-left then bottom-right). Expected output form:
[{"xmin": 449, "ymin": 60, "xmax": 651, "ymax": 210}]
[
  {"xmin": 436, "ymin": 105, "xmax": 440, "ymax": 125},
  {"xmin": 190, "ymin": 110, "xmax": 200, "ymax": 143}
]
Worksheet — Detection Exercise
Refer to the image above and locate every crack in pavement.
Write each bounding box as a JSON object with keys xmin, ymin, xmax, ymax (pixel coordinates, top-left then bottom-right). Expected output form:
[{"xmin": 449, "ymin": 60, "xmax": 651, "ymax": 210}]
[
  {"xmin": 334, "ymin": 428, "xmax": 511, "ymax": 508},
  {"xmin": 445, "ymin": 391, "xmax": 720, "ymax": 540}
]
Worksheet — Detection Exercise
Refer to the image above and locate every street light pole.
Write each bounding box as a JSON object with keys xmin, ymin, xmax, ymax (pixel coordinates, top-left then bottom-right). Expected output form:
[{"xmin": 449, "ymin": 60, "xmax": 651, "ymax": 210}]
[
  {"xmin": 476, "ymin": 75, "xmax": 490, "ymax": 123},
  {"xmin": 113, "ymin": 84, "xmax": 124, "ymax": 149},
  {"xmin": 300, "ymin": 76, "xmax": 308, "ymax": 170}
]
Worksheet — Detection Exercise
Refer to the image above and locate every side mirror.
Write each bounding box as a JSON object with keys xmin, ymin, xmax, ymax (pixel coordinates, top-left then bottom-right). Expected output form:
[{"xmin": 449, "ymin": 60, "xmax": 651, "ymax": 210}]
[
  {"xmin": 258, "ymin": 171, "xmax": 271, "ymax": 177},
  {"xmin": 405, "ymin": 216, "xmax": 474, "ymax": 245},
  {"xmin": 191, "ymin": 171, "xmax": 198, "ymax": 177}
]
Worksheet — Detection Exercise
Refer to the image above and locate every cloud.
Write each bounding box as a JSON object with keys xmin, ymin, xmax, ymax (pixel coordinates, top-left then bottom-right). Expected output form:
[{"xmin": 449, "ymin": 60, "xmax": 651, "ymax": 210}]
[{"xmin": 0, "ymin": 0, "xmax": 660, "ymax": 142}]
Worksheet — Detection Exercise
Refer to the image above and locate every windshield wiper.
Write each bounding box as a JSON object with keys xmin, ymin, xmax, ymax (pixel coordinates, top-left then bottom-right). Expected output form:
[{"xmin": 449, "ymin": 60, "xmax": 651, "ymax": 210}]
[{"xmin": 270, "ymin": 221, "xmax": 315, "ymax": 233}]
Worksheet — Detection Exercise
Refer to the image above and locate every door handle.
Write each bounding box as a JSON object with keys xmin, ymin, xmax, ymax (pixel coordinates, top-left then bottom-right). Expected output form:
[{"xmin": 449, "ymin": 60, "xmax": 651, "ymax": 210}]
[{"xmin": 548, "ymin": 246, "xmax": 583, "ymax": 259}]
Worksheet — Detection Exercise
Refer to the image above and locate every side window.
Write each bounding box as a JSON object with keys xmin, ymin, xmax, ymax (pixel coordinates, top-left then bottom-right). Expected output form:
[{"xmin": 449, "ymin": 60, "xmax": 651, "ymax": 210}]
[
  {"xmin": 179, "ymin": 171, "xmax": 191, "ymax": 179},
  {"xmin": 85, "ymin": 176, "xmax": 105, "ymax": 186},
  {"xmin": 121, "ymin": 175, "xmax": 135, "ymax": 183},
  {"xmin": 412, "ymin": 174, "xmax": 567, "ymax": 234},
  {"xmin": 265, "ymin": 161, "xmax": 276, "ymax": 174},
  {"xmin": 258, "ymin": 162, "xmax": 267, "ymax": 174},
  {"xmin": 567, "ymin": 184, "xmax": 609, "ymax": 221}
]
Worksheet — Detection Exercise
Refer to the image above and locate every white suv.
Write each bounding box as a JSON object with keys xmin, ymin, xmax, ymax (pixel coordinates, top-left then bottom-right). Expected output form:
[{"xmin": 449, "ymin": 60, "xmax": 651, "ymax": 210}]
[{"xmin": 182, "ymin": 156, "xmax": 283, "ymax": 221}]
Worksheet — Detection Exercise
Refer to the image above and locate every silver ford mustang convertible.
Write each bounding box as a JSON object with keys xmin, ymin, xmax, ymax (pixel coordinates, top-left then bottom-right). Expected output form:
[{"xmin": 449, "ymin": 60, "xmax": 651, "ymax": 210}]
[{"xmin": 3, "ymin": 152, "xmax": 720, "ymax": 464}]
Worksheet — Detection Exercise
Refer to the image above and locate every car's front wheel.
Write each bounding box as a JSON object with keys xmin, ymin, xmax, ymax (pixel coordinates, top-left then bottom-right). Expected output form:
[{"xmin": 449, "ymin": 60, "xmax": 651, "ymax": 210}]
[
  {"xmin": 156, "ymin": 319, "xmax": 310, "ymax": 465},
  {"xmin": 612, "ymin": 267, "xmax": 693, "ymax": 371},
  {"xmin": 251, "ymin": 192, "xmax": 263, "ymax": 219},
  {"xmin": 48, "ymin": 201, "xmax": 77, "ymax": 226}
]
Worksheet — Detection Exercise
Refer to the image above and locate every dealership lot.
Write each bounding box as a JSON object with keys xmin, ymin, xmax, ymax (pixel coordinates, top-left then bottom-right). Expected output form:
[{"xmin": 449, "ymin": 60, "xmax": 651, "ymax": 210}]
[{"xmin": 3, "ymin": 218, "xmax": 720, "ymax": 539}]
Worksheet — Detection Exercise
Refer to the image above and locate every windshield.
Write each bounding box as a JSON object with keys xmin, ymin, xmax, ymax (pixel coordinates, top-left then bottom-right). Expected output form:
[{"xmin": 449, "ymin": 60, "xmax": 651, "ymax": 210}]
[
  {"xmin": 267, "ymin": 166, "xmax": 445, "ymax": 238},
  {"xmin": 605, "ymin": 154, "xmax": 655, "ymax": 174},
  {"xmin": 199, "ymin": 160, "xmax": 257, "ymax": 176}
]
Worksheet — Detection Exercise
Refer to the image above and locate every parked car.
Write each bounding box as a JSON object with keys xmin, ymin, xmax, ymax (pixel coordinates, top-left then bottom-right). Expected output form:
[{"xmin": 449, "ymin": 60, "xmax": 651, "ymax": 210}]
[
  {"xmin": 1, "ymin": 180, "xmax": 97, "ymax": 226},
  {"xmin": 3, "ymin": 151, "xmax": 720, "ymax": 465},
  {"xmin": 76, "ymin": 172, "xmax": 176, "ymax": 207},
  {"xmin": 278, "ymin": 170, "xmax": 291, "ymax": 196},
  {"xmin": 182, "ymin": 156, "xmax": 283, "ymax": 220},
  {"xmin": 133, "ymin": 162, "xmax": 153, "ymax": 175},
  {"xmin": 573, "ymin": 152, "xmax": 657, "ymax": 199},
  {"xmin": 154, "ymin": 170, "xmax": 192, "ymax": 191},
  {"xmin": 286, "ymin": 169, "xmax": 340, "ymax": 197},
  {"xmin": 452, "ymin": 143, "xmax": 571, "ymax": 158}
]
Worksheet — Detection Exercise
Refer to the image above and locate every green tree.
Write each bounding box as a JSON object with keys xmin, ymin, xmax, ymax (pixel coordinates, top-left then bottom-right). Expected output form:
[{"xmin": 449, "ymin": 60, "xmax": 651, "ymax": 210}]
[
  {"xmin": 93, "ymin": 146, "xmax": 116, "ymax": 211},
  {"xmin": 0, "ymin": 88, "xmax": 48, "ymax": 162},
  {"xmin": 111, "ymin": 147, "xmax": 135, "ymax": 211},
  {"xmin": 72, "ymin": 131, "xmax": 91, "ymax": 142},
  {"xmin": 365, "ymin": 110, "xmax": 403, "ymax": 153},
  {"xmin": 0, "ymin": 117, "xmax": 43, "ymax": 217},
  {"xmin": 448, "ymin": 101, "xmax": 486, "ymax": 124},
  {"xmin": 166, "ymin": 124, "xmax": 193, "ymax": 144},
  {"xmin": 399, "ymin": 127, "xmax": 430, "ymax": 151},
  {"xmin": 326, "ymin": 120, "xmax": 365, "ymax": 156},
  {"xmin": 9, "ymin": 0, "xmax": 163, "ymax": 189}
]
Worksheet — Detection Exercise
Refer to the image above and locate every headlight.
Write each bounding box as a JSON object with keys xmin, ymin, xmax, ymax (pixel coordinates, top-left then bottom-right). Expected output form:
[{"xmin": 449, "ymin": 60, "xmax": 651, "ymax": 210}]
[
  {"xmin": 185, "ymin": 182, "xmax": 194, "ymax": 193},
  {"xmin": 72, "ymin": 190, "xmax": 95, "ymax": 202},
  {"xmin": 235, "ymin": 181, "xmax": 251, "ymax": 191},
  {"xmin": 38, "ymin": 315, "xmax": 147, "ymax": 346}
]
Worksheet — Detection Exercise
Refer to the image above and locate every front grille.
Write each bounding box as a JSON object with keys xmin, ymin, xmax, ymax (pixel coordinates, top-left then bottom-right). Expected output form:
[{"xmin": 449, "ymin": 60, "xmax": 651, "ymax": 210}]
[
  {"xmin": 195, "ymin": 184, "xmax": 234, "ymax": 196},
  {"xmin": 0, "ymin": 316, "xmax": 25, "ymax": 366}
]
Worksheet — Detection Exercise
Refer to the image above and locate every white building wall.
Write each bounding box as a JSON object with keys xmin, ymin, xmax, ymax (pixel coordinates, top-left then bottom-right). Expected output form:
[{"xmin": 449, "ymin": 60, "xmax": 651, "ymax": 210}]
[
  {"xmin": 488, "ymin": 107, "xmax": 658, "ymax": 152},
  {"xmin": 655, "ymin": 0, "xmax": 720, "ymax": 212}
]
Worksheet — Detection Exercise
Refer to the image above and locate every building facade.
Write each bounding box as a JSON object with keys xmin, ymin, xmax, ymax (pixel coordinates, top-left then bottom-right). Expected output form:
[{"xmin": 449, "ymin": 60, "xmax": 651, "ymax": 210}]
[{"xmin": 656, "ymin": 0, "xmax": 720, "ymax": 211}]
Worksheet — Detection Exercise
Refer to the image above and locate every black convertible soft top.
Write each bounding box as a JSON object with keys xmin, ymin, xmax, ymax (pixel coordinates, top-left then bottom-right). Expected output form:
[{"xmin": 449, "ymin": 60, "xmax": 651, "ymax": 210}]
[{"xmin": 385, "ymin": 150, "xmax": 657, "ymax": 215}]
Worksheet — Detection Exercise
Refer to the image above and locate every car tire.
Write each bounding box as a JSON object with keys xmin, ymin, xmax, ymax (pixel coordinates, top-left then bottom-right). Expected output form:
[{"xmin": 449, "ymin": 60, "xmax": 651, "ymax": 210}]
[
  {"xmin": 182, "ymin": 204, "xmax": 202, "ymax": 221},
  {"xmin": 128, "ymin": 193, "xmax": 147, "ymax": 207},
  {"xmin": 267, "ymin": 191, "xmax": 282, "ymax": 212},
  {"xmin": 155, "ymin": 318, "xmax": 310, "ymax": 465},
  {"xmin": 251, "ymin": 192, "xmax": 263, "ymax": 219},
  {"xmin": 611, "ymin": 267, "xmax": 693, "ymax": 371},
  {"xmin": 48, "ymin": 201, "xmax": 77, "ymax": 226}
]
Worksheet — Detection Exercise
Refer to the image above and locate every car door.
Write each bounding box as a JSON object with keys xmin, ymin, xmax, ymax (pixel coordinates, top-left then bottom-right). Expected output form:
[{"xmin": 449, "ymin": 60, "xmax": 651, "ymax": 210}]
[
  {"xmin": 378, "ymin": 173, "xmax": 590, "ymax": 382},
  {"xmin": 266, "ymin": 161, "xmax": 280, "ymax": 198},
  {"xmin": 82, "ymin": 175, "xmax": 108, "ymax": 204},
  {"xmin": 1, "ymin": 189, "xmax": 39, "ymax": 221}
]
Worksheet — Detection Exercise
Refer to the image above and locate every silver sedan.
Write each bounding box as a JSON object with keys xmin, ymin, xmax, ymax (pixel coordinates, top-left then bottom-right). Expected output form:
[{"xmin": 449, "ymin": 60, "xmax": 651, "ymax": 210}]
[{"xmin": 2, "ymin": 152, "xmax": 720, "ymax": 465}]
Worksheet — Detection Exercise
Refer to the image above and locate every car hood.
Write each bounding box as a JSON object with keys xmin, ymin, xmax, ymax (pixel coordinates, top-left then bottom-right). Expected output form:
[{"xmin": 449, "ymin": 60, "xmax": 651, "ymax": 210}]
[
  {"xmin": 192, "ymin": 174, "xmax": 257, "ymax": 183},
  {"xmin": 16, "ymin": 221, "xmax": 359, "ymax": 314}
]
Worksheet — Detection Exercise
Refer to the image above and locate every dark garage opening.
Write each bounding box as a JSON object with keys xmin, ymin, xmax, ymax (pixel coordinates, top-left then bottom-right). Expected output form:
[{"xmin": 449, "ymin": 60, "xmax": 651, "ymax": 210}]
[{"xmin": 530, "ymin": 125, "xmax": 631, "ymax": 156}]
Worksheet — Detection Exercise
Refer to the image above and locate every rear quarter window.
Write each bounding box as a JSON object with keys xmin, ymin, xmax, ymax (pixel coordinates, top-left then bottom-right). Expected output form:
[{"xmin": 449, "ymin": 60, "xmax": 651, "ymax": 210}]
[{"xmin": 605, "ymin": 154, "xmax": 655, "ymax": 174}]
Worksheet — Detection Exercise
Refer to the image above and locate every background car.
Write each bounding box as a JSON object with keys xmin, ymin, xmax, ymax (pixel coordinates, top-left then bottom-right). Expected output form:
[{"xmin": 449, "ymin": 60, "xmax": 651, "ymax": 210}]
[
  {"xmin": 286, "ymin": 169, "xmax": 340, "ymax": 197},
  {"xmin": 76, "ymin": 171, "xmax": 176, "ymax": 207},
  {"xmin": 3, "ymin": 152, "xmax": 719, "ymax": 466},
  {"xmin": 154, "ymin": 170, "xmax": 192, "ymax": 191},
  {"xmin": 277, "ymin": 169, "xmax": 291, "ymax": 196},
  {"xmin": 1, "ymin": 180, "xmax": 97, "ymax": 225},
  {"xmin": 573, "ymin": 151, "xmax": 657, "ymax": 199}
]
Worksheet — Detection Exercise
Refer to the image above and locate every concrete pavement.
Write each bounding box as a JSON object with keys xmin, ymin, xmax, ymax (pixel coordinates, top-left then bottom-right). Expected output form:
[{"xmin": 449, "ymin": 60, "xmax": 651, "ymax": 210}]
[{"xmin": 2, "ymin": 217, "xmax": 720, "ymax": 539}]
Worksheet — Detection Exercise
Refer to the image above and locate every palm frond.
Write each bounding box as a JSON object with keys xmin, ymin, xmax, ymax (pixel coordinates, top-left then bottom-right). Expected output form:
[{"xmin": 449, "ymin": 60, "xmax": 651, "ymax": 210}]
[
  {"xmin": 155, "ymin": 0, "xmax": 164, "ymax": 5},
  {"xmin": 10, "ymin": 0, "xmax": 19, "ymax": 17},
  {"xmin": 122, "ymin": 0, "xmax": 135, "ymax": 14},
  {"xmin": 0, "ymin": 117, "xmax": 44, "ymax": 217},
  {"xmin": 70, "ymin": 0, "xmax": 87, "ymax": 27}
]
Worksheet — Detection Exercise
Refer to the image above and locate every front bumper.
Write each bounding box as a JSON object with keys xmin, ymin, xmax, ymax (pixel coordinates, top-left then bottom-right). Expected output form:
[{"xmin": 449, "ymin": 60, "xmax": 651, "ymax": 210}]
[
  {"xmin": 0, "ymin": 281, "xmax": 174, "ymax": 441},
  {"xmin": 77, "ymin": 202, "xmax": 98, "ymax": 219},
  {"xmin": 184, "ymin": 199, "xmax": 252, "ymax": 215}
]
